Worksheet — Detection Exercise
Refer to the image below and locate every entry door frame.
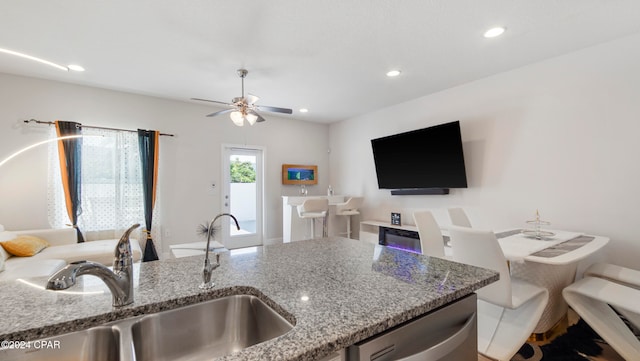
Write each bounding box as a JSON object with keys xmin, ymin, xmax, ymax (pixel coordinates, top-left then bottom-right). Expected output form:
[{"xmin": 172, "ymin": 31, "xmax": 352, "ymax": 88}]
[{"xmin": 221, "ymin": 144, "xmax": 265, "ymax": 249}]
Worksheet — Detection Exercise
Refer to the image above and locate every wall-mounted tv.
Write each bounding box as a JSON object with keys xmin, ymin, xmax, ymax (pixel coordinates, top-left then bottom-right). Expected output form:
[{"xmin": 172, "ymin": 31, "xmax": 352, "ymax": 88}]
[{"xmin": 371, "ymin": 121, "xmax": 467, "ymax": 195}]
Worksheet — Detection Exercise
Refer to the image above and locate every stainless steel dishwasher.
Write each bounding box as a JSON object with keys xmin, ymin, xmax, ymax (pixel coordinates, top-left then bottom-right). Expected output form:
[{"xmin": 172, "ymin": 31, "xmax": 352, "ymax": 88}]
[{"xmin": 347, "ymin": 294, "xmax": 477, "ymax": 361}]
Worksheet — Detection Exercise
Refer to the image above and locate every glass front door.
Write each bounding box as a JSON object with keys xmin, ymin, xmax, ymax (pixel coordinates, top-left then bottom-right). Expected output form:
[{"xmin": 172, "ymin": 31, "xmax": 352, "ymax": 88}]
[{"xmin": 221, "ymin": 146, "xmax": 263, "ymax": 249}]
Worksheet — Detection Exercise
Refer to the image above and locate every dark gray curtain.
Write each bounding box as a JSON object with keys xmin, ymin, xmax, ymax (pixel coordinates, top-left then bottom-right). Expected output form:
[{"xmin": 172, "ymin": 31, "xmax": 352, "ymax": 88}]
[
  {"xmin": 137, "ymin": 129, "xmax": 159, "ymax": 262},
  {"xmin": 55, "ymin": 120, "xmax": 85, "ymax": 243}
]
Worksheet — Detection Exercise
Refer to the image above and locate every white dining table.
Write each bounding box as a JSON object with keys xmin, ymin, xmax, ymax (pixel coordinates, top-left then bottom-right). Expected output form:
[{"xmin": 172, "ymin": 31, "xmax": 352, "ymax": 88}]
[
  {"xmin": 495, "ymin": 229, "xmax": 609, "ymax": 335},
  {"xmin": 496, "ymin": 229, "xmax": 609, "ymax": 265}
]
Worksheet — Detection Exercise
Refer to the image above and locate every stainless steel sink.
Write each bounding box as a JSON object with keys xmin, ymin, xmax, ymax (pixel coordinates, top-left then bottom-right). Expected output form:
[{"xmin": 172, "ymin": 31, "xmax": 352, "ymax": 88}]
[
  {"xmin": 2, "ymin": 294, "xmax": 292, "ymax": 361},
  {"xmin": 0, "ymin": 325, "xmax": 120, "ymax": 361},
  {"xmin": 131, "ymin": 294, "xmax": 294, "ymax": 361}
]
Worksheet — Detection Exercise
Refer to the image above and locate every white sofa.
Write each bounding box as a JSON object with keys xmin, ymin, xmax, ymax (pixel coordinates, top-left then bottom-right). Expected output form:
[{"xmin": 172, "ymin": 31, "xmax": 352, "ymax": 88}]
[{"xmin": 0, "ymin": 226, "xmax": 142, "ymax": 282}]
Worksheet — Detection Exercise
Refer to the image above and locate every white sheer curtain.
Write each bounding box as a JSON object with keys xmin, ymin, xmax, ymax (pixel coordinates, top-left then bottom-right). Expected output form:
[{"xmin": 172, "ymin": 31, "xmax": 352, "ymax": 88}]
[{"xmin": 48, "ymin": 127, "xmax": 160, "ymax": 243}]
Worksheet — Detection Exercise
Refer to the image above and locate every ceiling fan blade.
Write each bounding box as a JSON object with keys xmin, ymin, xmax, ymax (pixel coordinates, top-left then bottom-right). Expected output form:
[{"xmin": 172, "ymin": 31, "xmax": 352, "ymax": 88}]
[
  {"xmin": 248, "ymin": 110, "xmax": 266, "ymax": 123},
  {"xmin": 246, "ymin": 94, "xmax": 260, "ymax": 105},
  {"xmin": 206, "ymin": 109, "xmax": 236, "ymax": 117},
  {"xmin": 256, "ymin": 105, "xmax": 293, "ymax": 114},
  {"xmin": 191, "ymin": 98, "xmax": 233, "ymax": 106}
]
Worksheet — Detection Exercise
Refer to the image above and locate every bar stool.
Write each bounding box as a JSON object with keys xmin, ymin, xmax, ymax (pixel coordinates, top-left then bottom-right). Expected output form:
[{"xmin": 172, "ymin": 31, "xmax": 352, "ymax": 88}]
[
  {"xmin": 335, "ymin": 197, "xmax": 364, "ymax": 239},
  {"xmin": 297, "ymin": 198, "xmax": 329, "ymax": 239}
]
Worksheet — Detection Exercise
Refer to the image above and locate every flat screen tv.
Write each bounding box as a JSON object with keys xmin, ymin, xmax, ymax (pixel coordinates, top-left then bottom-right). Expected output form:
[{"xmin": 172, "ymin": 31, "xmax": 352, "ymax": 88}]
[{"xmin": 371, "ymin": 121, "xmax": 467, "ymax": 194}]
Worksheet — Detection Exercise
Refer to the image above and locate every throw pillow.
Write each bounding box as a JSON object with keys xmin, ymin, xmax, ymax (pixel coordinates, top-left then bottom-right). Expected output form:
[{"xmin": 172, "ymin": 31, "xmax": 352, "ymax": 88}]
[
  {"xmin": 0, "ymin": 231, "xmax": 17, "ymax": 263},
  {"xmin": 1, "ymin": 235, "xmax": 50, "ymax": 257}
]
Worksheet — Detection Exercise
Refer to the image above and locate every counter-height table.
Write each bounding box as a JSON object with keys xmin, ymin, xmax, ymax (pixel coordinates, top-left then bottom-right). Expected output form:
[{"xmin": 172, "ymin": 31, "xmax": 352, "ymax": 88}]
[
  {"xmin": 495, "ymin": 229, "xmax": 609, "ymax": 335},
  {"xmin": 359, "ymin": 220, "xmax": 609, "ymax": 336},
  {"xmin": 282, "ymin": 195, "xmax": 348, "ymax": 242}
]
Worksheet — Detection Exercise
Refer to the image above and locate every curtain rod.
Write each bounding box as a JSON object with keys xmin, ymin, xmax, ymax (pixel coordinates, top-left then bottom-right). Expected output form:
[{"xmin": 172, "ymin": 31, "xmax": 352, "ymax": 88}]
[{"xmin": 23, "ymin": 119, "xmax": 175, "ymax": 137}]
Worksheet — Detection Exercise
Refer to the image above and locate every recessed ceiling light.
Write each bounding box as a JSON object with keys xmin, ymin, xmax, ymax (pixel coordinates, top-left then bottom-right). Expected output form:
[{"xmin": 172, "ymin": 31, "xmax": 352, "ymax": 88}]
[
  {"xmin": 484, "ymin": 27, "xmax": 506, "ymax": 38},
  {"xmin": 300, "ymin": 295, "xmax": 309, "ymax": 302},
  {"xmin": 386, "ymin": 70, "xmax": 401, "ymax": 77},
  {"xmin": 68, "ymin": 64, "xmax": 85, "ymax": 72},
  {"xmin": 0, "ymin": 47, "xmax": 69, "ymax": 71},
  {"xmin": 299, "ymin": 108, "xmax": 309, "ymax": 113}
]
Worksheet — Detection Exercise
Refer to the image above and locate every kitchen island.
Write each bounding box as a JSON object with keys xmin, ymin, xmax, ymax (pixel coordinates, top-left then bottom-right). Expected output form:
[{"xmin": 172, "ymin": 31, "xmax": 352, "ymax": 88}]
[{"xmin": 0, "ymin": 237, "xmax": 498, "ymax": 360}]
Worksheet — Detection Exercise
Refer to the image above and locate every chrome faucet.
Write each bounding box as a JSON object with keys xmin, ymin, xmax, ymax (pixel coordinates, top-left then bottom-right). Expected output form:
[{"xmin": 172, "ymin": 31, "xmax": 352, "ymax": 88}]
[
  {"xmin": 46, "ymin": 224, "xmax": 140, "ymax": 307},
  {"xmin": 200, "ymin": 213, "xmax": 240, "ymax": 289}
]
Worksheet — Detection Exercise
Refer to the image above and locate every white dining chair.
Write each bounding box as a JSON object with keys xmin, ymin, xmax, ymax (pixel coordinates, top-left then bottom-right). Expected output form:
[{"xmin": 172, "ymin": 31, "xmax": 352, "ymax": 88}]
[
  {"xmin": 448, "ymin": 226, "xmax": 549, "ymax": 361},
  {"xmin": 584, "ymin": 263, "xmax": 640, "ymax": 330},
  {"xmin": 335, "ymin": 197, "xmax": 364, "ymax": 239},
  {"xmin": 447, "ymin": 207, "xmax": 472, "ymax": 227},
  {"xmin": 412, "ymin": 211, "xmax": 446, "ymax": 258},
  {"xmin": 562, "ymin": 263, "xmax": 640, "ymax": 360},
  {"xmin": 583, "ymin": 262, "xmax": 640, "ymax": 290},
  {"xmin": 297, "ymin": 198, "xmax": 329, "ymax": 239}
]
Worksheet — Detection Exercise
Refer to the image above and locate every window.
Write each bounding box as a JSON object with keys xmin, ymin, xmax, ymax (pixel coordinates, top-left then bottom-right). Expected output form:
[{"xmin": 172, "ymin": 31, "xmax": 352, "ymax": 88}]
[{"xmin": 48, "ymin": 127, "xmax": 146, "ymax": 236}]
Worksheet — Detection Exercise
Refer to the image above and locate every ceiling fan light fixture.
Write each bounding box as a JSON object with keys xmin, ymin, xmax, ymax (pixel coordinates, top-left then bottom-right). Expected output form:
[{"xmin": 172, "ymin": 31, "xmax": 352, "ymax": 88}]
[
  {"xmin": 196, "ymin": 68, "xmax": 292, "ymax": 124},
  {"xmin": 230, "ymin": 111, "xmax": 245, "ymax": 126},
  {"xmin": 246, "ymin": 113, "xmax": 258, "ymax": 126}
]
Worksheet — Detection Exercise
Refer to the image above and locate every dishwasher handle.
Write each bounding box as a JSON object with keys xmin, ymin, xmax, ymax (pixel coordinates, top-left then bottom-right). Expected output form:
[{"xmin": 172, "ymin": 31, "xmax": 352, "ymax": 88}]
[{"xmin": 396, "ymin": 312, "xmax": 476, "ymax": 361}]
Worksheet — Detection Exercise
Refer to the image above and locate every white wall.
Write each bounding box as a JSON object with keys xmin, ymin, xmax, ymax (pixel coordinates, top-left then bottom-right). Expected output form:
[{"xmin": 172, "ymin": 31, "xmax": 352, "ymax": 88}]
[
  {"xmin": 0, "ymin": 73, "xmax": 330, "ymax": 253},
  {"xmin": 329, "ymin": 32, "xmax": 640, "ymax": 270}
]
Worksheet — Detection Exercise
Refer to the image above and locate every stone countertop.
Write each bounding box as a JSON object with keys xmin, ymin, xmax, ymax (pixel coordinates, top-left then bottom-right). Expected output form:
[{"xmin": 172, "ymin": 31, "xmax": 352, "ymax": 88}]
[{"xmin": 0, "ymin": 237, "xmax": 498, "ymax": 360}]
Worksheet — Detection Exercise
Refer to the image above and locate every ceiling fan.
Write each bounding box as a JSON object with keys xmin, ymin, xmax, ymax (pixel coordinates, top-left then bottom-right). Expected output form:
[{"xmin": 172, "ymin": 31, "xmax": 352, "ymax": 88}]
[{"xmin": 192, "ymin": 69, "xmax": 293, "ymax": 126}]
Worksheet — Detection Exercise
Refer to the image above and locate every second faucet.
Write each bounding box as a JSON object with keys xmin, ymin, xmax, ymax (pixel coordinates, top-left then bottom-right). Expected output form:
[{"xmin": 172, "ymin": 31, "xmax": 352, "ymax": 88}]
[{"xmin": 200, "ymin": 213, "xmax": 240, "ymax": 289}]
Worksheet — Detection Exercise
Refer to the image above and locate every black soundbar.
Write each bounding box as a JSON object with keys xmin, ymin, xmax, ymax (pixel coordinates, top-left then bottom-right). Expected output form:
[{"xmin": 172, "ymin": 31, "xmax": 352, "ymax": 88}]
[{"xmin": 390, "ymin": 188, "xmax": 450, "ymax": 195}]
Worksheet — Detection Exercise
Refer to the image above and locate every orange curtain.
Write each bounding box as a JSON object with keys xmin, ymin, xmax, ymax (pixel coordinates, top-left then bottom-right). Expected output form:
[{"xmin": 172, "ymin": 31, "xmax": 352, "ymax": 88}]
[{"xmin": 55, "ymin": 120, "xmax": 85, "ymax": 243}]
